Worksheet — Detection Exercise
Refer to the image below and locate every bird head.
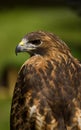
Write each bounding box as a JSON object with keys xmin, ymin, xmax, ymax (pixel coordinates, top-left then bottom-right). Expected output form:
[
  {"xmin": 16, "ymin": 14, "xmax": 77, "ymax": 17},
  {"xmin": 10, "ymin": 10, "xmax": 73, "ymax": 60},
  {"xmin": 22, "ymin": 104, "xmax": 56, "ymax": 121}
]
[{"xmin": 15, "ymin": 31, "xmax": 70, "ymax": 57}]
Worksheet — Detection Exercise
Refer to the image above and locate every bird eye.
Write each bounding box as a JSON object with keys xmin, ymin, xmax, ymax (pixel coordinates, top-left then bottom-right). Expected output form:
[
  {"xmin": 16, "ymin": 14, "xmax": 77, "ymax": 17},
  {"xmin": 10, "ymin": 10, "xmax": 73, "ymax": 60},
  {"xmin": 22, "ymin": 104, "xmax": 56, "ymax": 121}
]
[{"xmin": 31, "ymin": 40, "xmax": 41, "ymax": 45}]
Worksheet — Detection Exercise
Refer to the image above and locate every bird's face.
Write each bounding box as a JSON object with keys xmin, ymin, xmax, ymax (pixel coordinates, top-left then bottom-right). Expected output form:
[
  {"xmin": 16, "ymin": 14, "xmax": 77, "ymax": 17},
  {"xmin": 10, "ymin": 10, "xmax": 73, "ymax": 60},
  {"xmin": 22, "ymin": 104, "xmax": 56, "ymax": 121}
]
[
  {"xmin": 15, "ymin": 38, "xmax": 42, "ymax": 56},
  {"xmin": 15, "ymin": 31, "xmax": 70, "ymax": 56},
  {"xmin": 15, "ymin": 31, "xmax": 47, "ymax": 56}
]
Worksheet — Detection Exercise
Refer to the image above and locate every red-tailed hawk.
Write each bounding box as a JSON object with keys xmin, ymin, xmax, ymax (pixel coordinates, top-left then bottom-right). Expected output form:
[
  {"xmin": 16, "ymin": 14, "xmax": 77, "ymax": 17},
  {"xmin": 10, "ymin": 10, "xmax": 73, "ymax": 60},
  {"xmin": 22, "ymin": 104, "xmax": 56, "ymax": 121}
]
[{"xmin": 10, "ymin": 31, "xmax": 81, "ymax": 130}]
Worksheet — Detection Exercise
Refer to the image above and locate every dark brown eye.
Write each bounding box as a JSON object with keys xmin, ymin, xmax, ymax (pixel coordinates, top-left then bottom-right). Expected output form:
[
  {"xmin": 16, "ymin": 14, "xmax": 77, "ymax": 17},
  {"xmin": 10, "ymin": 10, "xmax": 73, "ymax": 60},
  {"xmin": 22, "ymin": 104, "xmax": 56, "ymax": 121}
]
[{"xmin": 31, "ymin": 40, "xmax": 41, "ymax": 45}]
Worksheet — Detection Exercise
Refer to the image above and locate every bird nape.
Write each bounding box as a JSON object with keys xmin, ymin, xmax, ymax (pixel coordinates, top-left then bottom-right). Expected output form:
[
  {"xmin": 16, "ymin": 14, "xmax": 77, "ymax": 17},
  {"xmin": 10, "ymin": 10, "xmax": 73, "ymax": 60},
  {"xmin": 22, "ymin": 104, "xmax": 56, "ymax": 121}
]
[{"xmin": 10, "ymin": 31, "xmax": 81, "ymax": 130}]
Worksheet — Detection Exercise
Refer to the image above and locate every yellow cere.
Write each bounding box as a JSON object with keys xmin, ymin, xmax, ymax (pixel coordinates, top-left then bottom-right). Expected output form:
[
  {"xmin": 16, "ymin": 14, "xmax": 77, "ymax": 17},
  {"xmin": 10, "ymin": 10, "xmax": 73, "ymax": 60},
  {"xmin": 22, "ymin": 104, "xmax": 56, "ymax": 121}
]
[{"xmin": 19, "ymin": 41, "xmax": 24, "ymax": 46}]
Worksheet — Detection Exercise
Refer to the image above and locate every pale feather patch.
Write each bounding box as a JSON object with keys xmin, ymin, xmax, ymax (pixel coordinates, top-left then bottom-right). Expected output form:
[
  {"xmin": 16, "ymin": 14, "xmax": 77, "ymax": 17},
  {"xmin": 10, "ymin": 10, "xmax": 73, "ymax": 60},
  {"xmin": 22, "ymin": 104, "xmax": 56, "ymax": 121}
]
[
  {"xmin": 47, "ymin": 119, "xmax": 58, "ymax": 130},
  {"xmin": 36, "ymin": 113, "xmax": 45, "ymax": 130},
  {"xmin": 29, "ymin": 105, "xmax": 36, "ymax": 118},
  {"xmin": 70, "ymin": 107, "xmax": 81, "ymax": 130},
  {"xmin": 75, "ymin": 108, "xmax": 81, "ymax": 129},
  {"xmin": 36, "ymin": 112, "xmax": 58, "ymax": 130}
]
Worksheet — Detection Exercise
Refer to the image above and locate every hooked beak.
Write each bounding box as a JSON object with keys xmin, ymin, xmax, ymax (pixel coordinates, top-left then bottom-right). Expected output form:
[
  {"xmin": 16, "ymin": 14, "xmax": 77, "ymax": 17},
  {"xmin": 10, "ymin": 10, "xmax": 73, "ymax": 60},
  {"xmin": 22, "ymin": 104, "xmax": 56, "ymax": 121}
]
[
  {"xmin": 15, "ymin": 41, "xmax": 25, "ymax": 55},
  {"xmin": 15, "ymin": 40, "xmax": 36, "ymax": 55}
]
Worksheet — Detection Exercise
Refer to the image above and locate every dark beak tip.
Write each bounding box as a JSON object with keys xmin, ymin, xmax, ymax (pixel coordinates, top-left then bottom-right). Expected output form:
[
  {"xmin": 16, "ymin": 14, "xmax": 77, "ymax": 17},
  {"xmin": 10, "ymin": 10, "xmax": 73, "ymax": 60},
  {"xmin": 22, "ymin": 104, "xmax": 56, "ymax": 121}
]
[
  {"xmin": 15, "ymin": 46, "xmax": 18, "ymax": 56},
  {"xmin": 15, "ymin": 45, "xmax": 22, "ymax": 55},
  {"xmin": 15, "ymin": 44, "xmax": 26, "ymax": 55}
]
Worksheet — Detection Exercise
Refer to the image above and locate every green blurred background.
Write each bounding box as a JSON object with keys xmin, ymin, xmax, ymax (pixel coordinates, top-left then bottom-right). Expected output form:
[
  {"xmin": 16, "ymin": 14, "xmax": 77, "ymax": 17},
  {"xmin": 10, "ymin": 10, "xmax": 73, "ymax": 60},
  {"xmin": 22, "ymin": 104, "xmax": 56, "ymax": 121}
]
[{"xmin": 0, "ymin": 0, "xmax": 81, "ymax": 130}]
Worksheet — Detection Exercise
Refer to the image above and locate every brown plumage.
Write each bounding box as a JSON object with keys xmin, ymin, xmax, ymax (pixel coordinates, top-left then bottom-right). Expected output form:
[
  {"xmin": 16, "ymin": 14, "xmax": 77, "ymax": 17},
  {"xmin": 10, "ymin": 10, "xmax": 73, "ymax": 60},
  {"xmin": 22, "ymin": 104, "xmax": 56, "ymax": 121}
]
[{"xmin": 10, "ymin": 31, "xmax": 81, "ymax": 130}]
